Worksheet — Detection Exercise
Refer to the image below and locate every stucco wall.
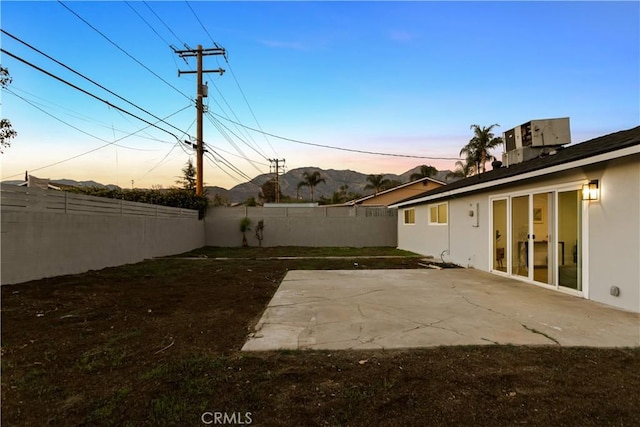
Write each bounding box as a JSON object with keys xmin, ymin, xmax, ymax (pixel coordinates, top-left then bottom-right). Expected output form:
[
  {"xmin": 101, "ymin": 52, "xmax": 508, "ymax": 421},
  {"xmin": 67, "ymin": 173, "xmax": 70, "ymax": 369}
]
[
  {"xmin": 586, "ymin": 155, "xmax": 639, "ymax": 312},
  {"xmin": 1, "ymin": 211, "xmax": 204, "ymax": 285},
  {"xmin": 205, "ymin": 206, "xmax": 397, "ymax": 247},
  {"xmin": 396, "ymin": 153, "xmax": 640, "ymax": 312}
]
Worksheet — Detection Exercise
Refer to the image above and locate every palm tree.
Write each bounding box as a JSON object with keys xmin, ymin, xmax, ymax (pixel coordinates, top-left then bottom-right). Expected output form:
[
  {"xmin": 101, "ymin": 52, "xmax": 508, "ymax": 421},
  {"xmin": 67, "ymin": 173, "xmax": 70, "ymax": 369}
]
[
  {"xmin": 446, "ymin": 160, "xmax": 476, "ymax": 180},
  {"xmin": 459, "ymin": 124, "xmax": 503, "ymax": 174},
  {"xmin": 364, "ymin": 174, "xmax": 391, "ymax": 195},
  {"xmin": 297, "ymin": 171, "xmax": 326, "ymax": 201},
  {"xmin": 410, "ymin": 165, "xmax": 438, "ymax": 181}
]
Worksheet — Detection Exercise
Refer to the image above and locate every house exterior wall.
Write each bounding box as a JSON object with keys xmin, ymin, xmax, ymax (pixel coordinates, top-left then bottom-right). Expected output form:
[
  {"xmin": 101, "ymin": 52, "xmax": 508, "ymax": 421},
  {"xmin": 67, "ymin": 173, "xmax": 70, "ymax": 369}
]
[
  {"xmin": 360, "ymin": 180, "xmax": 443, "ymax": 206},
  {"xmin": 205, "ymin": 206, "xmax": 397, "ymax": 247},
  {"xmin": 586, "ymin": 155, "xmax": 639, "ymax": 312},
  {"xmin": 396, "ymin": 153, "xmax": 640, "ymax": 312},
  {"xmin": 1, "ymin": 211, "xmax": 204, "ymax": 285}
]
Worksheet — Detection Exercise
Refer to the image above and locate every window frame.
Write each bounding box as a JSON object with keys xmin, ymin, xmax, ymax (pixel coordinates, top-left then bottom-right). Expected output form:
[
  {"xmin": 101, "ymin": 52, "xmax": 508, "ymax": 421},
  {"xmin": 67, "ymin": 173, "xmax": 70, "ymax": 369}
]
[
  {"xmin": 403, "ymin": 208, "xmax": 416, "ymax": 225},
  {"xmin": 428, "ymin": 202, "xmax": 448, "ymax": 225}
]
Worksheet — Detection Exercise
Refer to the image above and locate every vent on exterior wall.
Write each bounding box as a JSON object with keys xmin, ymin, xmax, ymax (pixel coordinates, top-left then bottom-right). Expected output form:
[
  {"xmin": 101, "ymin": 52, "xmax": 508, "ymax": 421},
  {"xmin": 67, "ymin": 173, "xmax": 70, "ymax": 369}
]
[{"xmin": 502, "ymin": 118, "xmax": 571, "ymax": 166}]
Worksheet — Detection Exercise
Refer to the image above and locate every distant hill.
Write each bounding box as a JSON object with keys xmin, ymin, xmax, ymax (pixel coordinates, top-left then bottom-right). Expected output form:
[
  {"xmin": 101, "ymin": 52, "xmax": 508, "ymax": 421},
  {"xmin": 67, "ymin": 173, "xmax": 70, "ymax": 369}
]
[
  {"xmin": 1, "ymin": 178, "xmax": 120, "ymax": 190},
  {"xmin": 207, "ymin": 166, "xmax": 458, "ymax": 204},
  {"xmin": 2, "ymin": 167, "xmax": 458, "ymax": 204}
]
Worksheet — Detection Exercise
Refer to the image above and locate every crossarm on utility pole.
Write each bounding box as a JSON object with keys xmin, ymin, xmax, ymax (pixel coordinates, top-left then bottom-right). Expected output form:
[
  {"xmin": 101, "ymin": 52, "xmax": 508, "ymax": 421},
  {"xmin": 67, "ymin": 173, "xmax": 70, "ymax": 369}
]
[{"xmin": 176, "ymin": 44, "xmax": 225, "ymax": 196}]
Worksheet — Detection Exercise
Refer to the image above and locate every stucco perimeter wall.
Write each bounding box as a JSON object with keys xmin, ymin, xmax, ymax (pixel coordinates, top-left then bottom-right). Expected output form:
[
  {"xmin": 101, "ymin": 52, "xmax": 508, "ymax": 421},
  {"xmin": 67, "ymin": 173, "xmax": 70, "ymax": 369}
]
[
  {"xmin": 205, "ymin": 206, "xmax": 397, "ymax": 247},
  {"xmin": 1, "ymin": 211, "xmax": 204, "ymax": 285}
]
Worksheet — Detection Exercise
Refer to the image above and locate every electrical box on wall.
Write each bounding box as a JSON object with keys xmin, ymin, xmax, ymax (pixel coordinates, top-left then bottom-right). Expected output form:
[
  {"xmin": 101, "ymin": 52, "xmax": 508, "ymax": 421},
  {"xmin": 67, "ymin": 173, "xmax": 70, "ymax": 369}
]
[{"xmin": 468, "ymin": 203, "xmax": 479, "ymax": 227}]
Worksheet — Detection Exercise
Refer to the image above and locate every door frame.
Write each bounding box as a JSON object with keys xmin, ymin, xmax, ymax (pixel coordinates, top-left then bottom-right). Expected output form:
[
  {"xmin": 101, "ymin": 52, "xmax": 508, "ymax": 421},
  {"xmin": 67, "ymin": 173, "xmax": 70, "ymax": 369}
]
[{"xmin": 489, "ymin": 181, "xmax": 589, "ymax": 297}]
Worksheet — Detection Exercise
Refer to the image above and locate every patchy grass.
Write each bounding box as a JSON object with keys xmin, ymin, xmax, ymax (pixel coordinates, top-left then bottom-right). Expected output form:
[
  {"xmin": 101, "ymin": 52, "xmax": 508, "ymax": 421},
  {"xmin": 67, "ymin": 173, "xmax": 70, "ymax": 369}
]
[{"xmin": 2, "ymin": 252, "xmax": 639, "ymax": 426}]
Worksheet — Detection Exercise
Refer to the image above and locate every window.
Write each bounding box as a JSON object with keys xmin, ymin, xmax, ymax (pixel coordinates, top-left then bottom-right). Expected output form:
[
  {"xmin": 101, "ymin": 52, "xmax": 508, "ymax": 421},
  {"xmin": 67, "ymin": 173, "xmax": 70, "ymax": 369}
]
[
  {"xmin": 403, "ymin": 208, "xmax": 415, "ymax": 224},
  {"xmin": 429, "ymin": 202, "xmax": 448, "ymax": 224}
]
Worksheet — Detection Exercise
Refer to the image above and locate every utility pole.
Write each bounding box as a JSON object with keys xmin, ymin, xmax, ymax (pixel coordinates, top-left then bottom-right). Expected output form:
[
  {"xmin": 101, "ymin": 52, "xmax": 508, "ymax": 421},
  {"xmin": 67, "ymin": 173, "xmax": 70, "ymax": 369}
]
[
  {"xmin": 269, "ymin": 158, "xmax": 286, "ymax": 203},
  {"xmin": 176, "ymin": 45, "xmax": 225, "ymax": 196}
]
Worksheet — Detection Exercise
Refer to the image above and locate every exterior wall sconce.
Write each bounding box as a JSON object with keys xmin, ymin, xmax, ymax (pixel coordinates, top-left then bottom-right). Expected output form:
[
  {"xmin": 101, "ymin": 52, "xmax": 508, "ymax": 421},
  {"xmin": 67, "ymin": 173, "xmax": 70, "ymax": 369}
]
[{"xmin": 582, "ymin": 180, "xmax": 599, "ymax": 201}]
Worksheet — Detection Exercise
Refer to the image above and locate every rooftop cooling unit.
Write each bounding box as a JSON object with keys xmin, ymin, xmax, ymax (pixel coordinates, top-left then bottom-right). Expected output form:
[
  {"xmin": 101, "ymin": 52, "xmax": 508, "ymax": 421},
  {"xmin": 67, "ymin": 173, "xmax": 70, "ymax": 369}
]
[{"xmin": 502, "ymin": 118, "xmax": 571, "ymax": 166}]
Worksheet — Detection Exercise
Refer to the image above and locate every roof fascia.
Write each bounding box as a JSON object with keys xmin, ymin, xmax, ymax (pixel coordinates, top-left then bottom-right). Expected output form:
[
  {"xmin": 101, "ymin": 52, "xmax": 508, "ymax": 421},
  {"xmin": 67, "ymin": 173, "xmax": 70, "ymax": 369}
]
[{"xmin": 391, "ymin": 145, "xmax": 639, "ymax": 208}]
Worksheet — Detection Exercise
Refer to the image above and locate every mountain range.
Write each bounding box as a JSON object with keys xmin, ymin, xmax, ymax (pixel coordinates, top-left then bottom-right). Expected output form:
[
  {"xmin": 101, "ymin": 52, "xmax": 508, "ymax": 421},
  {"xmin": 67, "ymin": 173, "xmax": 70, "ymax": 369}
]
[
  {"xmin": 206, "ymin": 166, "xmax": 457, "ymax": 203},
  {"xmin": 2, "ymin": 166, "xmax": 456, "ymax": 204}
]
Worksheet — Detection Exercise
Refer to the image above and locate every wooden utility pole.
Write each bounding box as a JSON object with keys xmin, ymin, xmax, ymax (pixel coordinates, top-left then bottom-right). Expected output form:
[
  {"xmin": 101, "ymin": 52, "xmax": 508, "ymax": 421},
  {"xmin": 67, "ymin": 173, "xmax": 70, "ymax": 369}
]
[
  {"xmin": 269, "ymin": 158, "xmax": 286, "ymax": 203},
  {"xmin": 176, "ymin": 45, "xmax": 225, "ymax": 195}
]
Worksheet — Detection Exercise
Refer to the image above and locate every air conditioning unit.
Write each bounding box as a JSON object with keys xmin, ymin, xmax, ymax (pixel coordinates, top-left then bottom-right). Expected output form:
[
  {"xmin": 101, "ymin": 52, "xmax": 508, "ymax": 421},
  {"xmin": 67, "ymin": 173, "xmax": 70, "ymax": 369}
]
[{"xmin": 502, "ymin": 118, "xmax": 571, "ymax": 166}]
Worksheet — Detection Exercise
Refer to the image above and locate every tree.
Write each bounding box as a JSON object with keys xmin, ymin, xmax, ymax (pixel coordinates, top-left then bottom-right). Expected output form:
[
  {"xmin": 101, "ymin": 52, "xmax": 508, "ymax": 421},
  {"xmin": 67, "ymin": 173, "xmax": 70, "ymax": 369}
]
[
  {"xmin": 1, "ymin": 66, "xmax": 17, "ymax": 153},
  {"xmin": 297, "ymin": 171, "xmax": 326, "ymax": 201},
  {"xmin": 446, "ymin": 160, "xmax": 476, "ymax": 179},
  {"xmin": 175, "ymin": 159, "xmax": 197, "ymax": 192},
  {"xmin": 260, "ymin": 179, "xmax": 282, "ymax": 203},
  {"xmin": 364, "ymin": 174, "xmax": 391, "ymax": 195},
  {"xmin": 459, "ymin": 124, "xmax": 503, "ymax": 175},
  {"xmin": 254, "ymin": 220, "xmax": 265, "ymax": 247},
  {"xmin": 239, "ymin": 217, "xmax": 252, "ymax": 247},
  {"xmin": 410, "ymin": 165, "xmax": 437, "ymax": 181}
]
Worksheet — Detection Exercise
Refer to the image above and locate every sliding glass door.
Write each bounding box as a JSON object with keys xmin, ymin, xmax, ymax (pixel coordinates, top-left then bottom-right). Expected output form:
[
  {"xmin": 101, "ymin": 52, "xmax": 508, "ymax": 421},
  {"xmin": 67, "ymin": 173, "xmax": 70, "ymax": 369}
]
[
  {"xmin": 511, "ymin": 195, "xmax": 529, "ymax": 278},
  {"xmin": 557, "ymin": 190, "xmax": 582, "ymax": 291},
  {"xmin": 492, "ymin": 188, "xmax": 582, "ymax": 293}
]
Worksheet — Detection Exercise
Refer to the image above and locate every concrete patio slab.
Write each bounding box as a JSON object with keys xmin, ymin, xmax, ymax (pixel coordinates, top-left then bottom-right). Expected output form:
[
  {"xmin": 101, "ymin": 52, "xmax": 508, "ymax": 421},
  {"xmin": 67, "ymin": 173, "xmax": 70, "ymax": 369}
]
[{"xmin": 242, "ymin": 269, "xmax": 640, "ymax": 351}]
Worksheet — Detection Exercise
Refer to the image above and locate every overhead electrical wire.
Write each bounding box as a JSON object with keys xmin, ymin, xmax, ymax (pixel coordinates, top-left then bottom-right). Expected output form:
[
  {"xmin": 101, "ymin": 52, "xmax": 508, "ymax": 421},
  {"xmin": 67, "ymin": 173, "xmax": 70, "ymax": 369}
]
[
  {"xmin": 124, "ymin": 1, "xmax": 173, "ymax": 47},
  {"xmin": 0, "ymin": 106, "xmax": 193, "ymax": 181},
  {"xmin": 205, "ymin": 111, "xmax": 269, "ymax": 161},
  {"xmin": 57, "ymin": 0, "xmax": 192, "ymax": 102},
  {"xmin": 144, "ymin": 1, "xmax": 187, "ymax": 48},
  {"xmin": 1, "ymin": 48, "xmax": 188, "ymax": 143},
  {"xmin": 205, "ymin": 112, "xmax": 268, "ymax": 175},
  {"xmin": 1, "ymin": 29, "xmax": 190, "ymax": 138},
  {"xmin": 137, "ymin": 117, "xmax": 197, "ymax": 181},
  {"xmin": 203, "ymin": 151, "xmax": 262, "ymax": 189},
  {"xmin": 4, "ymin": 88, "xmax": 167, "ymax": 151},
  {"xmin": 183, "ymin": 0, "xmax": 276, "ymax": 158},
  {"xmin": 224, "ymin": 61, "xmax": 279, "ymax": 158},
  {"xmin": 209, "ymin": 112, "xmax": 462, "ymax": 161},
  {"xmin": 184, "ymin": 0, "xmax": 216, "ymax": 46}
]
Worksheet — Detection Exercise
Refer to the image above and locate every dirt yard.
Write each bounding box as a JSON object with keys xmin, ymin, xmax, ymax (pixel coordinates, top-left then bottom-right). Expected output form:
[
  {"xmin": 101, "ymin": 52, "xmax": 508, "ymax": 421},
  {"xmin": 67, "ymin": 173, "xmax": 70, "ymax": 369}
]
[{"xmin": 2, "ymin": 247, "xmax": 639, "ymax": 426}]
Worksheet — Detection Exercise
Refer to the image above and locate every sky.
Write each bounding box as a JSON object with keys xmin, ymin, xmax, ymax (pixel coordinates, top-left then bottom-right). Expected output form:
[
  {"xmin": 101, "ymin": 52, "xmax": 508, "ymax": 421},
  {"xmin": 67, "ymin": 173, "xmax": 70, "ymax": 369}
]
[{"xmin": 1, "ymin": 1, "xmax": 638, "ymax": 190}]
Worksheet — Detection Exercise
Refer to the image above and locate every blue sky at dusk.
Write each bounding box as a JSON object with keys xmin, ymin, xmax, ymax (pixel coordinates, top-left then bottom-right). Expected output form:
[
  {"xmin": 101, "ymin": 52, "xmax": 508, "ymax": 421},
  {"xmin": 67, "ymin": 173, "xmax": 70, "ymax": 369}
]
[{"xmin": 2, "ymin": 1, "xmax": 638, "ymax": 189}]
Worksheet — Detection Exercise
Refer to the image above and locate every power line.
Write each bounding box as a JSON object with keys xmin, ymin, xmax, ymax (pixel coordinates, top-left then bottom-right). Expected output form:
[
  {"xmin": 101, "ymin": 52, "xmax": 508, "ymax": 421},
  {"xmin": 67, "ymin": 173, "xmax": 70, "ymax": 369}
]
[
  {"xmin": 2, "ymin": 29, "xmax": 191, "ymax": 138},
  {"xmin": 1, "ymin": 48, "xmax": 186, "ymax": 142},
  {"xmin": 0, "ymin": 106, "xmax": 191, "ymax": 180},
  {"xmin": 184, "ymin": 1, "xmax": 216, "ymax": 46},
  {"xmin": 206, "ymin": 110, "xmax": 269, "ymax": 160},
  {"xmin": 225, "ymin": 61, "xmax": 279, "ymax": 158},
  {"xmin": 182, "ymin": 0, "xmax": 276, "ymax": 159},
  {"xmin": 210, "ymin": 112, "xmax": 463, "ymax": 161},
  {"xmin": 206, "ymin": 117, "xmax": 266, "ymax": 175},
  {"xmin": 57, "ymin": 0, "xmax": 192, "ymax": 102},
  {"xmin": 4, "ymin": 88, "xmax": 169, "ymax": 151},
  {"xmin": 125, "ymin": 1, "xmax": 173, "ymax": 47},
  {"xmin": 144, "ymin": 1, "xmax": 186, "ymax": 48}
]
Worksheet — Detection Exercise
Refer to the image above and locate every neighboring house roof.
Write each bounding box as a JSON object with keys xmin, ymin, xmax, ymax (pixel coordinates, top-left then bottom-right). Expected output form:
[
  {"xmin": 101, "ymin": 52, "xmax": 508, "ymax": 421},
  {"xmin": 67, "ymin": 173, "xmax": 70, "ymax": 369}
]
[
  {"xmin": 391, "ymin": 126, "xmax": 640, "ymax": 208},
  {"xmin": 349, "ymin": 176, "xmax": 446, "ymax": 206}
]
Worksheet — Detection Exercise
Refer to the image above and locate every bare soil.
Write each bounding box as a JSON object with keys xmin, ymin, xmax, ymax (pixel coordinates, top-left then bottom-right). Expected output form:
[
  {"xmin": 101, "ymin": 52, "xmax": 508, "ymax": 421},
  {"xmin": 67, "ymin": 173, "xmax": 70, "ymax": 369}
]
[{"xmin": 2, "ymin": 248, "xmax": 639, "ymax": 426}]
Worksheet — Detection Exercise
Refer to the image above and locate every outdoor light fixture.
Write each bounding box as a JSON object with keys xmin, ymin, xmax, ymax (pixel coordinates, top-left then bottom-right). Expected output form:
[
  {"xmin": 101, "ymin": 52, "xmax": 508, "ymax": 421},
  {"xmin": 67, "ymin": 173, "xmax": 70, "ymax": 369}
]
[{"xmin": 582, "ymin": 180, "xmax": 599, "ymax": 201}]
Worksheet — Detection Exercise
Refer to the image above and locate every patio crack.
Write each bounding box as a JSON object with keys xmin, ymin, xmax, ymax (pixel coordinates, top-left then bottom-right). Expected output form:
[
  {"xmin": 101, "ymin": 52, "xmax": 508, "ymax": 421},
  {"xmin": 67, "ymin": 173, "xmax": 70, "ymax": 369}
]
[
  {"xmin": 456, "ymin": 286, "xmax": 560, "ymax": 345},
  {"xmin": 521, "ymin": 324, "xmax": 560, "ymax": 345}
]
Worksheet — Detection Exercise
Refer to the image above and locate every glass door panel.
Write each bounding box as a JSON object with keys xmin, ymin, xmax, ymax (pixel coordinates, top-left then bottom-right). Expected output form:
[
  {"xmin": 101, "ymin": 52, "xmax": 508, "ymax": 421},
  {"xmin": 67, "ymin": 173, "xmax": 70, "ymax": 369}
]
[
  {"xmin": 511, "ymin": 195, "xmax": 529, "ymax": 278},
  {"xmin": 558, "ymin": 190, "xmax": 581, "ymax": 290},
  {"xmin": 492, "ymin": 199, "xmax": 507, "ymax": 272},
  {"xmin": 532, "ymin": 192, "xmax": 554, "ymax": 285}
]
